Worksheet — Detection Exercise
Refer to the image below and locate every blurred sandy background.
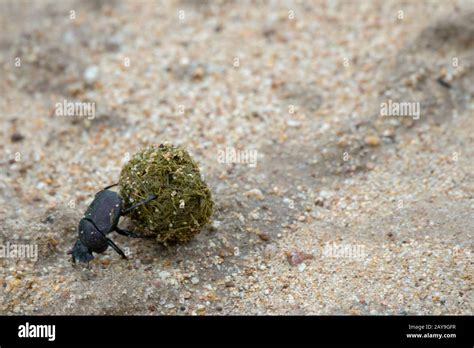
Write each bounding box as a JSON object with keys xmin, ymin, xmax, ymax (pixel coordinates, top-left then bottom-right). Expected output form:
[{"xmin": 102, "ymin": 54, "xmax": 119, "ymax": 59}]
[{"xmin": 0, "ymin": 0, "xmax": 472, "ymax": 315}]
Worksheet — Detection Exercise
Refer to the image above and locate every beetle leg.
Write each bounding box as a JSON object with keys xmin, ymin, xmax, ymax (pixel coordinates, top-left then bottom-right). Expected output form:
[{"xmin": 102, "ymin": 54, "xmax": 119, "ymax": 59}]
[
  {"xmin": 115, "ymin": 227, "xmax": 140, "ymax": 238},
  {"xmin": 103, "ymin": 183, "xmax": 119, "ymax": 190},
  {"xmin": 115, "ymin": 227, "xmax": 154, "ymax": 239},
  {"xmin": 121, "ymin": 194, "xmax": 157, "ymax": 215},
  {"xmin": 106, "ymin": 238, "xmax": 127, "ymax": 259}
]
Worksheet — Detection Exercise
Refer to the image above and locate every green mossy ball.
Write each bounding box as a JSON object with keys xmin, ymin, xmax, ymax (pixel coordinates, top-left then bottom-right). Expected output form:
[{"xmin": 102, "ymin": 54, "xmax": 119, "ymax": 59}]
[{"xmin": 119, "ymin": 144, "xmax": 214, "ymax": 243}]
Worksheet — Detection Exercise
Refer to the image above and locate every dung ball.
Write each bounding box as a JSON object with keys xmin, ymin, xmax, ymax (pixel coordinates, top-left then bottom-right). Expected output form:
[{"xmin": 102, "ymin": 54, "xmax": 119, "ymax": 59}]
[{"xmin": 119, "ymin": 144, "xmax": 214, "ymax": 243}]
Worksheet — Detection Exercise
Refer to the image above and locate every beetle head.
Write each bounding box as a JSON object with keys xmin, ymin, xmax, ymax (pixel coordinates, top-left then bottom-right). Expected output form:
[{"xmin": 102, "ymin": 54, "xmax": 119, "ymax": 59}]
[{"xmin": 68, "ymin": 239, "xmax": 94, "ymax": 263}]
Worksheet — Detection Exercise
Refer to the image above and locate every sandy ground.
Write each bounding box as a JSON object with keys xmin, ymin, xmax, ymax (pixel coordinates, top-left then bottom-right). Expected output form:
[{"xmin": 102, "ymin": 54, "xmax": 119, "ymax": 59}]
[{"xmin": 0, "ymin": 0, "xmax": 473, "ymax": 315}]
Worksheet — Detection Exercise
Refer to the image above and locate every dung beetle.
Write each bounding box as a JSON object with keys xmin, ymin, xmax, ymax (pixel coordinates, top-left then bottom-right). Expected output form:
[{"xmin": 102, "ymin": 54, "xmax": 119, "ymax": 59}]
[{"xmin": 68, "ymin": 183, "xmax": 156, "ymax": 263}]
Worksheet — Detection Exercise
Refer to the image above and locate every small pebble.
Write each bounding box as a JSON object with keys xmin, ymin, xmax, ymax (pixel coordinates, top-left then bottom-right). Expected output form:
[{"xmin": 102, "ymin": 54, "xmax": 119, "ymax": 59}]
[
  {"xmin": 365, "ymin": 135, "xmax": 380, "ymax": 146},
  {"xmin": 257, "ymin": 231, "xmax": 270, "ymax": 241},
  {"xmin": 11, "ymin": 133, "xmax": 25, "ymax": 142},
  {"xmin": 244, "ymin": 188, "xmax": 264, "ymax": 200},
  {"xmin": 183, "ymin": 291, "xmax": 192, "ymax": 299},
  {"xmin": 286, "ymin": 119, "xmax": 301, "ymax": 128},
  {"xmin": 159, "ymin": 271, "xmax": 170, "ymax": 280},
  {"xmin": 83, "ymin": 65, "xmax": 99, "ymax": 85},
  {"xmin": 249, "ymin": 211, "xmax": 260, "ymax": 220},
  {"xmin": 286, "ymin": 250, "xmax": 313, "ymax": 266}
]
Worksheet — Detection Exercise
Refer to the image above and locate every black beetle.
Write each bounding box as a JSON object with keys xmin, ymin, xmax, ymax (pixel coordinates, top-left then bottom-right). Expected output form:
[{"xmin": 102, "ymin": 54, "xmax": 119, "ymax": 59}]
[{"xmin": 68, "ymin": 183, "xmax": 156, "ymax": 263}]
